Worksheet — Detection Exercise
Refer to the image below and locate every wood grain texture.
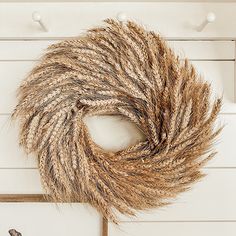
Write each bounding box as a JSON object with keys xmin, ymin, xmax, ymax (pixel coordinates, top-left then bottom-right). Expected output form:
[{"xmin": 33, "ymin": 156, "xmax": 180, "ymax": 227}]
[
  {"xmin": 0, "ymin": 194, "xmax": 47, "ymax": 202},
  {"xmin": 103, "ymin": 217, "xmax": 108, "ymax": 236}
]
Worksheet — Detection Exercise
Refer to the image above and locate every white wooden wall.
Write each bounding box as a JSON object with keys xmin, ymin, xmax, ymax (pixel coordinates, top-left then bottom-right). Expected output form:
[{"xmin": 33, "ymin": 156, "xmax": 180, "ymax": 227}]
[{"xmin": 0, "ymin": 2, "xmax": 235, "ymax": 236}]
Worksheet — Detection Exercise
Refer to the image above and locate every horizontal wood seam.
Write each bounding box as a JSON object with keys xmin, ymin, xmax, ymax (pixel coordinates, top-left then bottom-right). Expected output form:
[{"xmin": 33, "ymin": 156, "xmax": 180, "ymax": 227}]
[{"xmin": 0, "ymin": 38, "xmax": 235, "ymax": 41}]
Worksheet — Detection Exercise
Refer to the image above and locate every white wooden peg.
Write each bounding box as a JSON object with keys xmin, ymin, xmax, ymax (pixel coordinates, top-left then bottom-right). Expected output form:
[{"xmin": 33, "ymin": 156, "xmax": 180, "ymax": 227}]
[
  {"xmin": 197, "ymin": 12, "xmax": 216, "ymax": 32},
  {"xmin": 32, "ymin": 11, "xmax": 48, "ymax": 32},
  {"xmin": 117, "ymin": 12, "xmax": 127, "ymax": 22}
]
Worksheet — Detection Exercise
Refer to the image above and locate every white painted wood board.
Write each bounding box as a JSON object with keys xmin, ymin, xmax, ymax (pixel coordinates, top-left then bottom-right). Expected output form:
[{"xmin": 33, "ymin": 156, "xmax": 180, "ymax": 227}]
[
  {"xmin": 0, "ymin": 203, "xmax": 101, "ymax": 236},
  {"xmin": 0, "ymin": 41, "xmax": 234, "ymax": 60},
  {"xmin": 0, "ymin": 169, "xmax": 236, "ymax": 222},
  {"xmin": 109, "ymin": 222, "xmax": 236, "ymax": 236},
  {"xmin": 0, "ymin": 61, "xmax": 234, "ymax": 114}
]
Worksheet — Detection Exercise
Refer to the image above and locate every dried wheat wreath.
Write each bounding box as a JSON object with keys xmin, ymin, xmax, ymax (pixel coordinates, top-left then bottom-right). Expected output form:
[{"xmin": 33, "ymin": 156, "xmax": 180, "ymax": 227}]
[{"xmin": 13, "ymin": 19, "xmax": 222, "ymax": 222}]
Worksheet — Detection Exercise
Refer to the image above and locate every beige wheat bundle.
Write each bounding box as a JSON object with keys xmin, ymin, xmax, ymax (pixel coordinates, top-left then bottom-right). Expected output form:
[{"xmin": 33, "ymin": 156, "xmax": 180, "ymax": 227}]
[{"xmin": 12, "ymin": 19, "xmax": 222, "ymax": 222}]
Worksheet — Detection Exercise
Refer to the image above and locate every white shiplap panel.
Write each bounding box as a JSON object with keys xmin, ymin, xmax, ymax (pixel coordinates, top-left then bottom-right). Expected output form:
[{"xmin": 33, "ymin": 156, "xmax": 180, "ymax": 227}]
[
  {"xmin": 0, "ymin": 61, "xmax": 235, "ymax": 114},
  {"xmin": 0, "ymin": 41, "xmax": 234, "ymax": 60},
  {"xmin": 169, "ymin": 41, "xmax": 235, "ymax": 60},
  {"xmin": 0, "ymin": 61, "xmax": 36, "ymax": 114},
  {"xmin": 0, "ymin": 169, "xmax": 236, "ymax": 221},
  {"xmin": 109, "ymin": 222, "xmax": 236, "ymax": 236},
  {"xmin": 0, "ymin": 169, "xmax": 42, "ymax": 194},
  {"xmin": 0, "ymin": 40, "xmax": 57, "ymax": 60},
  {"xmin": 215, "ymin": 114, "xmax": 236, "ymax": 167},
  {"xmin": 0, "ymin": 116, "xmax": 37, "ymax": 168},
  {"xmin": 1, "ymin": 3, "xmax": 236, "ymax": 38},
  {"xmin": 117, "ymin": 169, "xmax": 236, "ymax": 221},
  {"xmin": 0, "ymin": 203, "xmax": 100, "ymax": 236},
  {"xmin": 191, "ymin": 61, "xmax": 235, "ymax": 113},
  {"xmin": 0, "ymin": 114, "xmax": 235, "ymax": 168}
]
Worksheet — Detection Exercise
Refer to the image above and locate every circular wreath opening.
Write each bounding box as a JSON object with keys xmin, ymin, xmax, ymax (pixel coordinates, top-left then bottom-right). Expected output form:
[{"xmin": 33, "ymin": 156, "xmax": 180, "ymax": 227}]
[
  {"xmin": 13, "ymin": 19, "xmax": 222, "ymax": 223},
  {"xmin": 84, "ymin": 114, "xmax": 146, "ymax": 152}
]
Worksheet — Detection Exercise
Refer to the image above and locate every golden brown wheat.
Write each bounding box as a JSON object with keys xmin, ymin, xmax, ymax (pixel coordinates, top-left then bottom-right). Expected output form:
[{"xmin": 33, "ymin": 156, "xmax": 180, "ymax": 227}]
[{"xmin": 12, "ymin": 19, "xmax": 222, "ymax": 223}]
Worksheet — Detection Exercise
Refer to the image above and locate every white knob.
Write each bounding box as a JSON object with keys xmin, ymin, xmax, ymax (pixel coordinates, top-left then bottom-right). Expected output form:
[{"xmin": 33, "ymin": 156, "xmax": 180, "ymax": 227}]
[
  {"xmin": 206, "ymin": 12, "xmax": 216, "ymax": 23},
  {"xmin": 32, "ymin": 11, "xmax": 41, "ymax": 22},
  {"xmin": 32, "ymin": 11, "xmax": 48, "ymax": 32},
  {"xmin": 197, "ymin": 12, "xmax": 216, "ymax": 32},
  {"xmin": 117, "ymin": 12, "xmax": 127, "ymax": 22}
]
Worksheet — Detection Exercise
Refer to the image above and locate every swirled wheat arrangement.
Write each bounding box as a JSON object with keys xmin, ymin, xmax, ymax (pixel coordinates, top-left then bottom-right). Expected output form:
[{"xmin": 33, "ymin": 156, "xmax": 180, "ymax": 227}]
[{"xmin": 12, "ymin": 19, "xmax": 222, "ymax": 222}]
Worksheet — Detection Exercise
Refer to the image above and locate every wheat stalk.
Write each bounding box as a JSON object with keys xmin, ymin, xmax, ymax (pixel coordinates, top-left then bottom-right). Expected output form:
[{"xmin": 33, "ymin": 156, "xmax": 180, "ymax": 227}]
[{"xmin": 12, "ymin": 19, "xmax": 222, "ymax": 223}]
